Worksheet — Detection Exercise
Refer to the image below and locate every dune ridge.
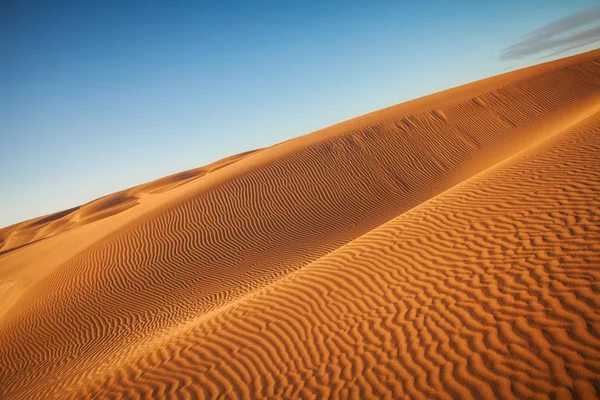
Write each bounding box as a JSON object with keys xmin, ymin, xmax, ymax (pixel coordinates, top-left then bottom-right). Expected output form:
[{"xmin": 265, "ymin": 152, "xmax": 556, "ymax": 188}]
[
  {"xmin": 0, "ymin": 149, "xmax": 259, "ymax": 256},
  {"xmin": 1, "ymin": 49, "xmax": 599, "ymax": 399}
]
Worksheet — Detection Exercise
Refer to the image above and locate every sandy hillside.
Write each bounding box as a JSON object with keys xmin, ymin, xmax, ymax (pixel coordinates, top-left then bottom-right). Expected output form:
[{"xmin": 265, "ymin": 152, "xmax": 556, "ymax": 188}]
[{"xmin": 1, "ymin": 49, "xmax": 599, "ymax": 399}]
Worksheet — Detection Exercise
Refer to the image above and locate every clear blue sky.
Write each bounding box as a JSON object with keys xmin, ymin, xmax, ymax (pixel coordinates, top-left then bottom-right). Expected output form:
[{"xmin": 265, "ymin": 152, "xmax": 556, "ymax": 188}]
[{"xmin": 1, "ymin": 0, "xmax": 599, "ymax": 228}]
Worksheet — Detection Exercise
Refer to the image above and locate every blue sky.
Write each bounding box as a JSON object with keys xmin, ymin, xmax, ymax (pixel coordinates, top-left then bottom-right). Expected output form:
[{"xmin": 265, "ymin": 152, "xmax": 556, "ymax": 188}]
[{"xmin": 1, "ymin": 0, "xmax": 599, "ymax": 228}]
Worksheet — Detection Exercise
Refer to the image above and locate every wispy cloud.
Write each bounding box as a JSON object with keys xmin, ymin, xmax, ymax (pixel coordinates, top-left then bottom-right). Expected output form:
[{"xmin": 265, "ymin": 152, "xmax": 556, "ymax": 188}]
[{"xmin": 500, "ymin": 5, "xmax": 600, "ymax": 60}]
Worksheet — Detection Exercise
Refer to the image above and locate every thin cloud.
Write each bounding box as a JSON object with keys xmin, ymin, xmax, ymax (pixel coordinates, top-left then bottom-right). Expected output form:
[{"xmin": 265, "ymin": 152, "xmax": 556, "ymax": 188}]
[{"xmin": 500, "ymin": 5, "xmax": 600, "ymax": 60}]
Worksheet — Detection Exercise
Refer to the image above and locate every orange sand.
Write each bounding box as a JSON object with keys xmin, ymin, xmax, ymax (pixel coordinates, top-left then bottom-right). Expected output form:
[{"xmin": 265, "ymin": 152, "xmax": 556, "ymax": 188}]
[{"xmin": 1, "ymin": 49, "xmax": 600, "ymax": 399}]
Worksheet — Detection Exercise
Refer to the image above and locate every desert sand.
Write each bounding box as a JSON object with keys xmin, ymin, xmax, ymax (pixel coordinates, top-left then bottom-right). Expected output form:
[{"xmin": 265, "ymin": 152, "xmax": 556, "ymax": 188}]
[{"xmin": 1, "ymin": 49, "xmax": 600, "ymax": 399}]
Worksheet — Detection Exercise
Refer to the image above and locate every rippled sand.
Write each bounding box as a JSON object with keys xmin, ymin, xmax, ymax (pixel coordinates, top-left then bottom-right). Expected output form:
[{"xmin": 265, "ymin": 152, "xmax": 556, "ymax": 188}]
[{"xmin": 1, "ymin": 49, "xmax": 600, "ymax": 399}]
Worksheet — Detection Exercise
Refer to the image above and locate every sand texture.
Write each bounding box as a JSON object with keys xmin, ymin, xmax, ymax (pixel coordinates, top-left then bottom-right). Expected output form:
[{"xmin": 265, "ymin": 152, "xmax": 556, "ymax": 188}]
[{"xmin": 1, "ymin": 49, "xmax": 600, "ymax": 399}]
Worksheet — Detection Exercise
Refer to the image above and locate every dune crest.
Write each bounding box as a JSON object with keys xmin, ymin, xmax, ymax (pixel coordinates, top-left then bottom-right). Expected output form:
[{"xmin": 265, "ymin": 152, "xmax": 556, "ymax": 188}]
[{"xmin": 1, "ymin": 49, "xmax": 600, "ymax": 399}]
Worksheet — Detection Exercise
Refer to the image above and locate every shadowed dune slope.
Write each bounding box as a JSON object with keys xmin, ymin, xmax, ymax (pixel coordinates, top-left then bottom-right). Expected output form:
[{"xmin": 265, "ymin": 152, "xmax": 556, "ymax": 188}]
[{"xmin": 0, "ymin": 49, "xmax": 600, "ymax": 398}]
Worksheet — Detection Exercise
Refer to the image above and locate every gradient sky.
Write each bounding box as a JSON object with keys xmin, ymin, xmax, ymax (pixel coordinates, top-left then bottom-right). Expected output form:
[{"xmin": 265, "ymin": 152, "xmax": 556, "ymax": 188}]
[{"xmin": 1, "ymin": 0, "xmax": 599, "ymax": 228}]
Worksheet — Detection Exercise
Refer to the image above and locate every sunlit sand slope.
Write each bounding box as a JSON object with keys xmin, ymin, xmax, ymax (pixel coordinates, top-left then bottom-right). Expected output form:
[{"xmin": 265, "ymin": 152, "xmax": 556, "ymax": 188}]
[
  {"xmin": 74, "ymin": 109, "xmax": 600, "ymax": 399},
  {"xmin": 0, "ymin": 50, "xmax": 599, "ymax": 399}
]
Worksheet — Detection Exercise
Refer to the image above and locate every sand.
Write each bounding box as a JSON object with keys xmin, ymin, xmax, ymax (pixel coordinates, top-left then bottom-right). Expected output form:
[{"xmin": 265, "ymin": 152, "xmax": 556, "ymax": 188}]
[{"xmin": 1, "ymin": 49, "xmax": 600, "ymax": 399}]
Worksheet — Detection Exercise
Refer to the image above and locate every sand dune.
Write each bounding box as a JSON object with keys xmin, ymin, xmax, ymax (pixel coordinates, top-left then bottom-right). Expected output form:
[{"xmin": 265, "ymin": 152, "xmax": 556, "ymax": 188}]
[{"xmin": 1, "ymin": 49, "xmax": 600, "ymax": 399}]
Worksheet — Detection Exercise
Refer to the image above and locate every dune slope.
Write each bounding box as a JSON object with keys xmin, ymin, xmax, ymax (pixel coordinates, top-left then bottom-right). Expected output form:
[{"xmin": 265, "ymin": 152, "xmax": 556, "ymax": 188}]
[
  {"xmin": 76, "ymin": 109, "xmax": 600, "ymax": 399},
  {"xmin": 1, "ymin": 49, "xmax": 600, "ymax": 399}
]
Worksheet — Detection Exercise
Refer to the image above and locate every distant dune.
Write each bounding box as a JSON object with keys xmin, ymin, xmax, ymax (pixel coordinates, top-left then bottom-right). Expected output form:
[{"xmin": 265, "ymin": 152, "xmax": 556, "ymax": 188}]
[{"xmin": 1, "ymin": 49, "xmax": 600, "ymax": 399}]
